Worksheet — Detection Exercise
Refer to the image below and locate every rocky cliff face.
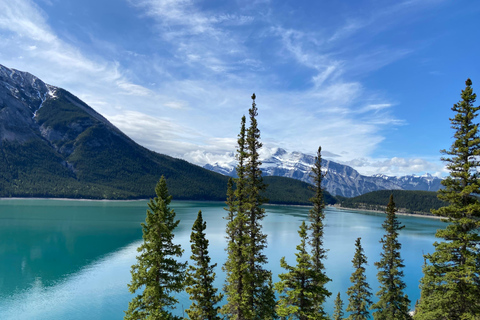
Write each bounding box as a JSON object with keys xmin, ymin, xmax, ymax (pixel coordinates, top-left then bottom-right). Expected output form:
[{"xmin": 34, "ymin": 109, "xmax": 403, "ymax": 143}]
[
  {"xmin": 0, "ymin": 65, "xmax": 56, "ymax": 143},
  {"xmin": 203, "ymin": 148, "xmax": 442, "ymax": 197}
]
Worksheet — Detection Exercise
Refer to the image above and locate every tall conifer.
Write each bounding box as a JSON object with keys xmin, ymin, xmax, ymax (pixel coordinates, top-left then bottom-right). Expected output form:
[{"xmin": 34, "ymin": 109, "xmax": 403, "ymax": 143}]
[
  {"xmin": 185, "ymin": 211, "xmax": 222, "ymax": 320},
  {"xmin": 124, "ymin": 176, "xmax": 186, "ymax": 320},
  {"xmin": 416, "ymin": 79, "xmax": 480, "ymax": 319},
  {"xmin": 275, "ymin": 146, "xmax": 330, "ymax": 319},
  {"xmin": 346, "ymin": 237, "xmax": 372, "ymax": 320},
  {"xmin": 333, "ymin": 292, "xmax": 345, "ymax": 320},
  {"xmin": 372, "ymin": 194, "xmax": 411, "ymax": 319},
  {"xmin": 244, "ymin": 93, "xmax": 276, "ymax": 319},
  {"xmin": 223, "ymin": 95, "xmax": 275, "ymax": 319},
  {"xmin": 222, "ymin": 117, "xmax": 250, "ymax": 319},
  {"xmin": 308, "ymin": 146, "xmax": 331, "ymax": 314}
]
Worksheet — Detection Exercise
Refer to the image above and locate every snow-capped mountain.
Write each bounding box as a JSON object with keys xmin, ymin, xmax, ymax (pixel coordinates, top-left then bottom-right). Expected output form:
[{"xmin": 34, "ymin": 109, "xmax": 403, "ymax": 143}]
[{"xmin": 203, "ymin": 148, "xmax": 442, "ymax": 197}]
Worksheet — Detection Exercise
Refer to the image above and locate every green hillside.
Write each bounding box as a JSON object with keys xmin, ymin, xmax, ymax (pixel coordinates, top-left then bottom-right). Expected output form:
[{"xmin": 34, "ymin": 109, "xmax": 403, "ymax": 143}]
[
  {"xmin": 336, "ymin": 189, "xmax": 446, "ymax": 214},
  {"xmin": 0, "ymin": 86, "xmax": 329, "ymax": 205}
]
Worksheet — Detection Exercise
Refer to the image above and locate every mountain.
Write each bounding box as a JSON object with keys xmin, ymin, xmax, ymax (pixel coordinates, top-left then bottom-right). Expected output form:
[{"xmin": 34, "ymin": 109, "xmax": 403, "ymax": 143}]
[
  {"xmin": 0, "ymin": 64, "xmax": 318, "ymax": 204},
  {"xmin": 203, "ymin": 148, "xmax": 442, "ymax": 197}
]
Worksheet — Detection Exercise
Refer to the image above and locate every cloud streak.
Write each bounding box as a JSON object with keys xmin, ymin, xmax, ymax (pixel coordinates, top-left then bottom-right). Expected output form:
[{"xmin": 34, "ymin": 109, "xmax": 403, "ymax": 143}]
[{"xmin": 0, "ymin": 0, "xmax": 451, "ymax": 177}]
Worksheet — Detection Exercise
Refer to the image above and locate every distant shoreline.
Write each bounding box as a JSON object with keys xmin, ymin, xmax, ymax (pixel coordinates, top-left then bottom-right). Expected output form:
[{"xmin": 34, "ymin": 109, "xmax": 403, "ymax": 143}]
[
  {"xmin": 0, "ymin": 197, "xmax": 149, "ymax": 202},
  {"xmin": 332, "ymin": 205, "xmax": 446, "ymax": 220}
]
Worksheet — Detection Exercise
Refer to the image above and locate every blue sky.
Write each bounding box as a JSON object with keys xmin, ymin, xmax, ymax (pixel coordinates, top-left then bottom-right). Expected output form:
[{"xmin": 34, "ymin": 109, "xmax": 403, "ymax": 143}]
[{"xmin": 0, "ymin": 0, "xmax": 479, "ymax": 176}]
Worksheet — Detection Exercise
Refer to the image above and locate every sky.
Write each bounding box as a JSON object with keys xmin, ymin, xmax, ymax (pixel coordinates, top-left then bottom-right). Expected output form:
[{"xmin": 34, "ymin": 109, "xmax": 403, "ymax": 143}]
[{"xmin": 0, "ymin": 0, "xmax": 479, "ymax": 177}]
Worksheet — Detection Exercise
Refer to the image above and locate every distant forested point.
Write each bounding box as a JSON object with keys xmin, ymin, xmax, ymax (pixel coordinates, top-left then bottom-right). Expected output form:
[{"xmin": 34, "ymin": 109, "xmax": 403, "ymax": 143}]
[{"xmin": 336, "ymin": 190, "xmax": 445, "ymax": 214}]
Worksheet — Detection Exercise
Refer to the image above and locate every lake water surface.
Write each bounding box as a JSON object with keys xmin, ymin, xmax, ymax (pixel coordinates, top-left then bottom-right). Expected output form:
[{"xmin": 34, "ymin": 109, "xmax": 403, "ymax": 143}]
[{"xmin": 0, "ymin": 199, "xmax": 446, "ymax": 319}]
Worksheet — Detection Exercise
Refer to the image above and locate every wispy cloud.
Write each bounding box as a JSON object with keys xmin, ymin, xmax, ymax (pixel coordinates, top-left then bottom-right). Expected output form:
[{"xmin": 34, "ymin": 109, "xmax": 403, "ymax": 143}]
[
  {"xmin": 0, "ymin": 0, "xmax": 451, "ymax": 177},
  {"xmin": 343, "ymin": 157, "xmax": 446, "ymax": 177}
]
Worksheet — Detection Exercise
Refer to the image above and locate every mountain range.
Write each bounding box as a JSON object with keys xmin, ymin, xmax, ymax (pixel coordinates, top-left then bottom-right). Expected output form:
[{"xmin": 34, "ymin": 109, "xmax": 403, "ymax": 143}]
[
  {"xmin": 203, "ymin": 148, "xmax": 442, "ymax": 197},
  {"xmin": 0, "ymin": 63, "xmax": 320, "ymax": 204}
]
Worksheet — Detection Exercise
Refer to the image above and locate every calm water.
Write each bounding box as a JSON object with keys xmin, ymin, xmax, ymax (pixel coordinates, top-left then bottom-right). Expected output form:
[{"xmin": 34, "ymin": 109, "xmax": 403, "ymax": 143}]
[{"xmin": 0, "ymin": 199, "xmax": 446, "ymax": 319}]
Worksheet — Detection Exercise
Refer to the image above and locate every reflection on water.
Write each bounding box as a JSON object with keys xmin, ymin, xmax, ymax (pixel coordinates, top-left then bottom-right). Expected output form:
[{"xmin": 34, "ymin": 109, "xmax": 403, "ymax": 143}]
[{"xmin": 0, "ymin": 199, "xmax": 447, "ymax": 319}]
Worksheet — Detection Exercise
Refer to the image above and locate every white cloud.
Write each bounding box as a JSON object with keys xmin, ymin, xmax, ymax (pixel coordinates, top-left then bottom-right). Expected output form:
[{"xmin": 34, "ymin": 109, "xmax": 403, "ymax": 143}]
[
  {"xmin": 343, "ymin": 157, "xmax": 446, "ymax": 177},
  {"xmin": 0, "ymin": 0, "xmax": 448, "ymax": 178}
]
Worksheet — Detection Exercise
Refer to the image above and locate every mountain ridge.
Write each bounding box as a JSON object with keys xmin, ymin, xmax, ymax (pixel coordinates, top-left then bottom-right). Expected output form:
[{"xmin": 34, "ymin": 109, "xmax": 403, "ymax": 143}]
[
  {"xmin": 203, "ymin": 148, "xmax": 442, "ymax": 197},
  {"xmin": 0, "ymin": 63, "xmax": 324, "ymax": 204}
]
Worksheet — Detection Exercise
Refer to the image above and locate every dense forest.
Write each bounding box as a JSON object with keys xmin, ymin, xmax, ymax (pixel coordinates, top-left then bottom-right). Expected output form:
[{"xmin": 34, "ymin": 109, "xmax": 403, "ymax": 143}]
[{"xmin": 336, "ymin": 190, "xmax": 446, "ymax": 214}]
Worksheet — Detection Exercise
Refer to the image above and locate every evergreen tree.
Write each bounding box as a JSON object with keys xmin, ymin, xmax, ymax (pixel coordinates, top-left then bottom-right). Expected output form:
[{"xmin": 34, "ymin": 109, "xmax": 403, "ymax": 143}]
[
  {"xmin": 222, "ymin": 94, "xmax": 275, "ymax": 319},
  {"xmin": 275, "ymin": 146, "xmax": 331, "ymax": 319},
  {"xmin": 333, "ymin": 292, "xmax": 345, "ymax": 320},
  {"xmin": 185, "ymin": 211, "xmax": 223, "ymax": 320},
  {"xmin": 308, "ymin": 146, "xmax": 331, "ymax": 315},
  {"xmin": 416, "ymin": 79, "xmax": 480, "ymax": 319},
  {"xmin": 222, "ymin": 117, "xmax": 250, "ymax": 320},
  {"xmin": 275, "ymin": 221, "xmax": 325, "ymax": 319},
  {"xmin": 346, "ymin": 237, "xmax": 372, "ymax": 320},
  {"xmin": 372, "ymin": 194, "xmax": 411, "ymax": 320},
  {"xmin": 244, "ymin": 93, "xmax": 276, "ymax": 319},
  {"xmin": 124, "ymin": 176, "xmax": 186, "ymax": 320}
]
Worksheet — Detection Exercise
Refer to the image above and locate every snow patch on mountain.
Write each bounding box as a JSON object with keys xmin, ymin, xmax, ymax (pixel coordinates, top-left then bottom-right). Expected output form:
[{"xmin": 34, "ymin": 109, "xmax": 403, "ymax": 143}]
[{"xmin": 203, "ymin": 148, "xmax": 442, "ymax": 197}]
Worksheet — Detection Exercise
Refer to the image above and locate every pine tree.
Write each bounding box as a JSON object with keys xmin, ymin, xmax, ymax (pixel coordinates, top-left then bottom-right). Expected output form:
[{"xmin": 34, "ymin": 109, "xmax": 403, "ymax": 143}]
[
  {"xmin": 124, "ymin": 176, "xmax": 186, "ymax": 320},
  {"xmin": 185, "ymin": 211, "xmax": 223, "ymax": 320},
  {"xmin": 416, "ymin": 79, "xmax": 480, "ymax": 319},
  {"xmin": 333, "ymin": 292, "xmax": 345, "ymax": 320},
  {"xmin": 346, "ymin": 237, "xmax": 372, "ymax": 320},
  {"xmin": 275, "ymin": 221, "xmax": 326, "ymax": 319},
  {"xmin": 308, "ymin": 146, "xmax": 331, "ymax": 315},
  {"xmin": 372, "ymin": 194, "xmax": 411, "ymax": 320}
]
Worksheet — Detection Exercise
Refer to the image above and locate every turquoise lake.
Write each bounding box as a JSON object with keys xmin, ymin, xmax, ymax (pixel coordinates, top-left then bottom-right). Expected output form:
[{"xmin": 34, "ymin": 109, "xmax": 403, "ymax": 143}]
[{"xmin": 0, "ymin": 199, "xmax": 447, "ymax": 319}]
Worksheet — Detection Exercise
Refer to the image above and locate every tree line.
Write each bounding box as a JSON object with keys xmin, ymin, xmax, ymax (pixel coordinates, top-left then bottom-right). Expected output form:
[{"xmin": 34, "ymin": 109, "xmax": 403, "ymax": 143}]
[
  {"xmin": 124, "ymin": 80, "xmax": 480, "ymax": 319},
  {"xmin": 336, "ymin": 190, "xmax": 446, "ymax": 214}
]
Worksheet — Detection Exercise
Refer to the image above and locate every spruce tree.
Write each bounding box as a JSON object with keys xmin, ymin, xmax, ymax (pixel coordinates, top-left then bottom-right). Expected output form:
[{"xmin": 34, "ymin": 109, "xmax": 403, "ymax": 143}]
[
  {"xmin": 275, "ymin": 146, "xmax": 331, "ymax": 319},
  {"xmin": 244, "ymin": 93, "xmax": 276, "ymax": 319},
  {"xmin": 333, "ymin": 292, "xmax": 345, "ymax": 320},
  {"xmin": 372, "ymin": 194, "xmax": 411, "ymax": 320},
  {"xmin": 222, "ymin": 94, "xmax": 275, "ymax": 319},
  {"xmin": 275, "ymin": 221, "xmax": 326, "ymax": 319},
  {"xmin": 308, "ymin": 146, "xmax": 331, "ymax": 315},
  {"xmin": 185, "ymin": 211, "xmax": 223, "ymax": 320},
  {"xmin": 416, "ymin": 79, "xmax": 480, "ymax": 319},
  {"xmin": 124, "ymin": 176, "xmax": 186, "ymax": 320},
  {"xmin": 222, "ymin": 117, "xmax": 250, "ymax": 319},
  {"xmin": 346, "ymin": 237, "xmax": 372, "ymax": 320}
]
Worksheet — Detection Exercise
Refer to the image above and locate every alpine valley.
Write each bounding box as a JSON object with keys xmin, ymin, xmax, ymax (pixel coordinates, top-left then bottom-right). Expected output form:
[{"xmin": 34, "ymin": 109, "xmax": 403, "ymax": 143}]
[
  {"xmin": 204, "ymin": 148, "xmax": 442, "ymax": 197},
  {"xmin": 0, "ymin": 64, "xmax": 319, "ymax": 204},
  {"xmin": 0, "ymin": 63, "xmax": 441, "ymax": 202}
]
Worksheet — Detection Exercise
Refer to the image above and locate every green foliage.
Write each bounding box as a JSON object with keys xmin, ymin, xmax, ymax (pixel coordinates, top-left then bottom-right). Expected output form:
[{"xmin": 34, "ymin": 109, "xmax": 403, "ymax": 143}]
[
  {"xmin": 222, "ymin": 95, "xmax": 276, "ymax": 320},
  {"xmin": 346, "ymin": 238, "xmax": 372, "ymax": 320},
  {"xmin": 124, "ymin": 177, "xmax": 187, "ymax": 320},
  {"xmin": 308, "ymin": 146, "xmax": 331, "ymax": 317},
  {"xmin": 338, "ymin": 190, "xmax": 445, "ymax": 214},
  {"xmin": 333, "ymin": 292, "xmax": 345, "ymax": 320},
  {"xmin": 416, "ymin": 79, "xmax": 480, "ymax": 319},
  {"xmin": 372, "ymin": 195, "xmax": 411, "ymax": 320},
  {"xmin": 262, "ymin": 176, "xmax": 337, "ymax": 205},
  {"xmin": 244, "ymin": 93, "xmax": 276, "ymax": 319},
  {"xmin": 275, "ymin": 221, "xmax": 328, "ymax": 319},
  {"xmin": 222, "ymin": 118, "xmax": 250, "ymax": 320},
  {"xmin": 185, "ymin": 211, "xmax": 223, "ymax": 320}
]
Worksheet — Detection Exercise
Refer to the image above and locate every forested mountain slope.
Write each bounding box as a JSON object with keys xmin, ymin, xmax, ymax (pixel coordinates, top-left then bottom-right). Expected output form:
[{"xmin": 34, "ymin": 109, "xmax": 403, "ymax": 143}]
[
  {"xmin": 336, "ymin": 190, "xmax": 445, "ymax": 214},
  {"xmin": 0, "ymin": 64, "xmax": 326, "ymax": 204}
]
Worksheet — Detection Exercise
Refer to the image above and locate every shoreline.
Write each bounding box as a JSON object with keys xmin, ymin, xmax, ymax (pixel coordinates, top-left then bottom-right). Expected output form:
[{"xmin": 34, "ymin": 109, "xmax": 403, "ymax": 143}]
[{"xmin": 332, "ymin": 205, "xmax": 446, "ymax": 220}]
